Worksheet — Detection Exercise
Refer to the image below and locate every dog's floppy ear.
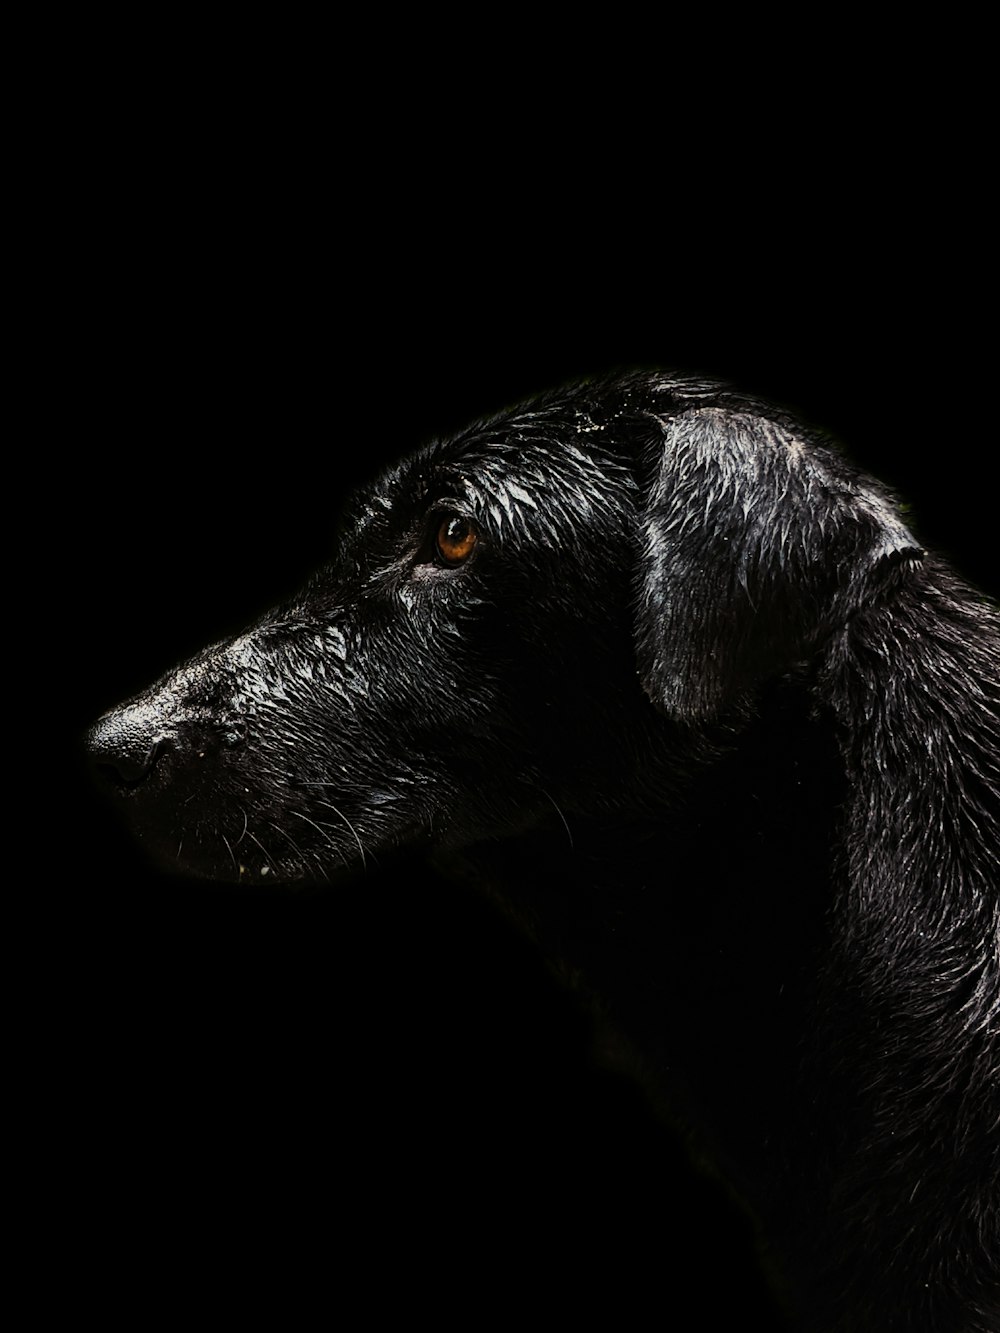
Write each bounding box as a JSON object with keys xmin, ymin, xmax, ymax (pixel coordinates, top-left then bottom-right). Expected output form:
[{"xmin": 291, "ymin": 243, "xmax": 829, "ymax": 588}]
[{"xmin": 635, "ymin": 405, "xmax": 924, "ymax": 721}]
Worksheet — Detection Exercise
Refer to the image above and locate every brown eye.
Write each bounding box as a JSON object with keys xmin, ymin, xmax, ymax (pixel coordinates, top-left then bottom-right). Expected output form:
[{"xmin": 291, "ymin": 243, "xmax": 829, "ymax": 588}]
[{"xmin": 435, "ymin": 514, "xmax": 479, "ymax": 566}]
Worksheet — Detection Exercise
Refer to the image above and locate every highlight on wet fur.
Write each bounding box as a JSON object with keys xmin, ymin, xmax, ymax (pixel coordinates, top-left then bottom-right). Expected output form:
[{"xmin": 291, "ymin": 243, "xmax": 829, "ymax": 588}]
[{"xmin": 87, "ymin": 371, "xmax": 1000, "ymax": 1331}]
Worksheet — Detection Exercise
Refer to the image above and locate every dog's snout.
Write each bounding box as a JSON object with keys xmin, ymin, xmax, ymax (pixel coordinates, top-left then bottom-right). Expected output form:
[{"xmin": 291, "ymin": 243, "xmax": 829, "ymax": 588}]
[{"xmin": 87, "ymin": 708, "xmax": 169, "ymax": 788}]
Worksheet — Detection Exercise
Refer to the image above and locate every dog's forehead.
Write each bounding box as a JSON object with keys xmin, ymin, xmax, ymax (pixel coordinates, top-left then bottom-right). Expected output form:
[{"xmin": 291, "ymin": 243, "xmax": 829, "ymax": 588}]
[
  {"xmin": 437, "ymin": 422, "xmax": 633, "ymax": 509},
  {"xmin": 349, "ymin": 403, "xmax": 642, "ymax": 547}
]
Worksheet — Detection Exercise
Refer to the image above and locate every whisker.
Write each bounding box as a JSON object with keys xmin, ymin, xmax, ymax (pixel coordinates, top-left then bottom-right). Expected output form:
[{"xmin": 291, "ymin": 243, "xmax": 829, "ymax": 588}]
[
  {"xmin": 311, "ymin": 798, "xmax": 369, "ymax": 872},
  {"xmin": 265, "ymin": 819, "xmax": 332, "ymax": 883},
  {"xmin": 538, "ymin": 787, "xmax": 574, "ymax": 851},
  {"xmin": 245, "ymin": 829, "xmax": 280, "ymax": 878},
  {"xmin": 220, "ymin": 832, "xmax": 239, "ymax": 874},
  {"xmin": 288, "ymin": 808, "xmax": 353, "ymax": 873}
]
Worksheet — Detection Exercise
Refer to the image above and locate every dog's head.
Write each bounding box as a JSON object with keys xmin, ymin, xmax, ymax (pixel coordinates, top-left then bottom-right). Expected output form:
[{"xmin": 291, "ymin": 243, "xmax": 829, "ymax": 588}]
[{"xmin": 88, "ymin": 373, "xmax": 921, "ymax": 882}]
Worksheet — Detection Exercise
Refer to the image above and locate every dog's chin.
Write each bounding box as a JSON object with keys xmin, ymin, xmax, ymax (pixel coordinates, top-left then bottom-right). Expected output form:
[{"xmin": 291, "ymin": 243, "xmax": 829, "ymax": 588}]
[
  {"xmin": 126, "ymin": 811, "xmax": 439, "ymax": 888},
  {"xmin": 122, "ymin": 828, "xmax": 296, "ymax": 886},
  {"xmin": 128, "ymin": 801, "xmax": 549, "ymax": 888},
  {"xmin": 135, "ymin": 836, "xmax": 361, "ymax": 887}
]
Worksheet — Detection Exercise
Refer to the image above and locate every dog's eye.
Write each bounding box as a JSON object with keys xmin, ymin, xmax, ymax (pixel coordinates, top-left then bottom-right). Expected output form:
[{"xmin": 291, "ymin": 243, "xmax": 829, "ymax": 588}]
[{"xmin": 435, "ymin": 514, "xmax": 479, "ymax": 567}]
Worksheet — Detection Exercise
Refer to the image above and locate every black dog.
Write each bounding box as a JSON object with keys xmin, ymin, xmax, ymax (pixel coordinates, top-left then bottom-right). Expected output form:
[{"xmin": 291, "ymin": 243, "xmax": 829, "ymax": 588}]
[{"xmin": 88, "ymin": 372, "xmax": 999, "ymax": 1330}]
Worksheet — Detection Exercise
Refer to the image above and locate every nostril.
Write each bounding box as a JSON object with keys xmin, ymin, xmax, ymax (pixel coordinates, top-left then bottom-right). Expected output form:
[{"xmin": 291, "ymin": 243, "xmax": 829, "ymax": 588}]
[
  {"xmin": 86, "ymin": 711, "xmax": 169, "ymax": 790},
  {"xmin": 92, "ymin": 739, "xmax": 165, "ymax": 788}
]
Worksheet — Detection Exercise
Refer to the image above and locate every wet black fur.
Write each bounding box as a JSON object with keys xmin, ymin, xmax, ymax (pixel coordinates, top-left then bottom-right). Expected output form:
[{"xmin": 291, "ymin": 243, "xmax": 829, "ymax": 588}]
[{"xmin": 88, "ymin": 372, "xmax": 1000, "ymax": 1330}]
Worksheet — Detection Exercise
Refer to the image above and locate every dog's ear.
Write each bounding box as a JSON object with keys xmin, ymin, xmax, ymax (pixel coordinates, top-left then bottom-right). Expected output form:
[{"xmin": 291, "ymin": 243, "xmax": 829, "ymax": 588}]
[{"xmin": 635, "ymin": 406, "xmax": 924, "ymax": 721}]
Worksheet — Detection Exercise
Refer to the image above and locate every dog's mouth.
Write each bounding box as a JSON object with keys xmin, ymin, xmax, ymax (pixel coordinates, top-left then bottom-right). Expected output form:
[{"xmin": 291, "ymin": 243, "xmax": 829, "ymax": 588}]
[
  {"xmin": 110, "ymin": 805, "xmax": 378, "ymax": 886},
  {"xmin": 90, "ymin": 747, "xmax": 438, "ymax": 887}
]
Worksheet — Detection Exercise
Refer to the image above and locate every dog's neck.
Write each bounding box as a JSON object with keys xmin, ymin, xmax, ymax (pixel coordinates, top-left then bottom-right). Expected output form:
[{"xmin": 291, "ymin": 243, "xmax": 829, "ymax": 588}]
[
  {"xmin": 820, "ymin": 557, "xmax": 1000, "ymax": 920},
  {"xmin": 441, "ymin": 676, "xmax": 845, "ymax": 1188},
  {"xmin": 803, "ymin": 559, "xmax": 1000, "ymax": 1310}
]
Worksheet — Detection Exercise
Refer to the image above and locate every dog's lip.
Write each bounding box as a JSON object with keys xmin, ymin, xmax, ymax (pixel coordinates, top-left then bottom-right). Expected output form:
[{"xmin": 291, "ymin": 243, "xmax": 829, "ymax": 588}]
[{"xmin": 180, "ymin": 814, "xmax": 438, "ymax": 886}]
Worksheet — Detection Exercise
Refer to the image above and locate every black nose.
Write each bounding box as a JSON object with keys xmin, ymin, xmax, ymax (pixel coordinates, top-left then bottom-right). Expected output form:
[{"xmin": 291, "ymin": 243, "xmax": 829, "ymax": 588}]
[{"xmin": 87, "ymin": 708, "xmax": 167, "ymax": 787}]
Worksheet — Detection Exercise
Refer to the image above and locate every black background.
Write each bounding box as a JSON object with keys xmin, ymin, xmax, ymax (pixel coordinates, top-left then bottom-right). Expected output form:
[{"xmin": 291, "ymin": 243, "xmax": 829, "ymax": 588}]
[{"xmin": 51, "ymin": 59, "xmax": 993, "ymax": 1327}]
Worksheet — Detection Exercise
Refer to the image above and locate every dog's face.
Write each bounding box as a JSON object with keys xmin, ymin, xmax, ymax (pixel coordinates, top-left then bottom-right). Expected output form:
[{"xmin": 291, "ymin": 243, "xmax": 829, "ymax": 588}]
[
  {"xmin": 88, "ymin": 384, "xmax": 668, "ymax": 882},
  {"xmin": 89, "ymin": 373, "xmax": 921, "ymax": 884}
]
